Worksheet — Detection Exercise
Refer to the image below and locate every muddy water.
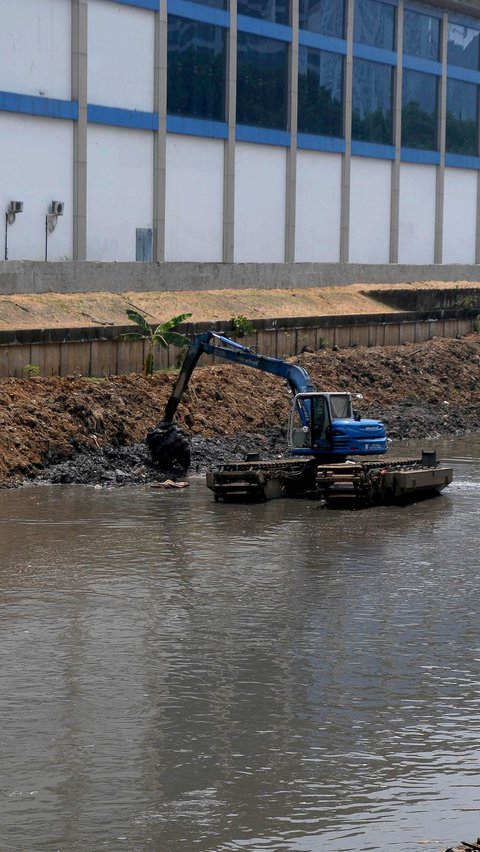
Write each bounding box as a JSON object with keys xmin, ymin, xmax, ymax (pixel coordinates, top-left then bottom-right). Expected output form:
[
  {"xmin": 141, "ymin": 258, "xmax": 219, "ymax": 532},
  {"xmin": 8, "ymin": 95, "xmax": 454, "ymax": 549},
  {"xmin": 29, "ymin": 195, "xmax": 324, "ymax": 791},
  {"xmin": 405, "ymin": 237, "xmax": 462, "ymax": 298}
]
[{"xmin": 1, "ymin": 436, "xmax": 480, "ymax": 852}]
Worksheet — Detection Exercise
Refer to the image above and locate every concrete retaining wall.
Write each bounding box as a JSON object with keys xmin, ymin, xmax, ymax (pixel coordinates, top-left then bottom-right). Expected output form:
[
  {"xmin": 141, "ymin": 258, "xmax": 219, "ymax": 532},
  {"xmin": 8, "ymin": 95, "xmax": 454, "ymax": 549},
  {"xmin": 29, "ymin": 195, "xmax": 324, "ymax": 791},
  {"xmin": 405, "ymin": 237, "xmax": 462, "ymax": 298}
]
[
  {"xmin": 1, "ymin": 261, "xmax": 480, "ymax": 296},
  {"xmin": 0, "ymin": 311, "xmax": 475, "ymax": 379}
]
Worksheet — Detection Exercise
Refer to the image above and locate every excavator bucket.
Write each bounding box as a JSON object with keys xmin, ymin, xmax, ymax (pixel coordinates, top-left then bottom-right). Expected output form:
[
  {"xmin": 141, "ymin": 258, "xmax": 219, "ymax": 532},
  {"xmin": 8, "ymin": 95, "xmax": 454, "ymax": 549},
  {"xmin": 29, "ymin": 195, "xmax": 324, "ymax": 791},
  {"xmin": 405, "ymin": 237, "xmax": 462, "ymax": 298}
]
[{"xmin": 145, "ymin": 422, "xmax": 191, "ymax": 471}]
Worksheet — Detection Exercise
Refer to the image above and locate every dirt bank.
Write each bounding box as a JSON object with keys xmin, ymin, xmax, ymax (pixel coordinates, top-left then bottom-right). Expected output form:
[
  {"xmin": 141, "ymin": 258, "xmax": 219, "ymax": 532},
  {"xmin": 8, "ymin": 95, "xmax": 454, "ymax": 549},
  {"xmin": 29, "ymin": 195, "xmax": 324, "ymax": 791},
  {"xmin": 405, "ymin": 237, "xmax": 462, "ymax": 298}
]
[
  {"xmin": 1, "ymin": 334, "xmax": 479, "ymax": 486},
  {"xmin": 0, "ymin": 280, "xmax": 477, "ymax": 331}
]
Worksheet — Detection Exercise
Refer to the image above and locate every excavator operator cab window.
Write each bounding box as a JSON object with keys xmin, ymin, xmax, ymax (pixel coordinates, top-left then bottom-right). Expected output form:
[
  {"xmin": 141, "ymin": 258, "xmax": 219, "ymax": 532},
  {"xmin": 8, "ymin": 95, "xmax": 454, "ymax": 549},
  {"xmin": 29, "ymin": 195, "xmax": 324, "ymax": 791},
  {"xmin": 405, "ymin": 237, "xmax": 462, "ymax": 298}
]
[
  {"xmin": 329, "ymin": 393, "xmax": 353, "ymax": 420},
  {"xmin": 310, "ymin": 395, "xmax": 330, "ymax": 446},
  {"xmin": 290, "ymin": 393, "xmax": 331, "ymax": 450}
]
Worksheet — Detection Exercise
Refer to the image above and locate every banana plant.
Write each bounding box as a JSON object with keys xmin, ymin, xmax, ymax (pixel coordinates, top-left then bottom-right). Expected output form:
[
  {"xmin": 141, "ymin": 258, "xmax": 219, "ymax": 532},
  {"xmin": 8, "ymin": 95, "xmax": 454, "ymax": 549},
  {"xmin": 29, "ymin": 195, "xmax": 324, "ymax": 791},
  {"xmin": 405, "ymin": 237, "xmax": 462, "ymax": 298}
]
[{"xmin": 120, "ymin": 309, "xmax": 192, "ymax": 375}]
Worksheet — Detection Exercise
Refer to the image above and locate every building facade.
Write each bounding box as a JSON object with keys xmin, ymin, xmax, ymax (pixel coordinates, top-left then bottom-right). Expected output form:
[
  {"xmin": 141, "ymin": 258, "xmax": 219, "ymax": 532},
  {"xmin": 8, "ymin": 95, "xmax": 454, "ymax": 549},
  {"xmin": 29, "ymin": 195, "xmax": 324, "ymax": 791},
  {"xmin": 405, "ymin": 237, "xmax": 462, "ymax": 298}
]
[{"xmin": 1, "ymin": 0, "xmax": 480, "ymax": 265}]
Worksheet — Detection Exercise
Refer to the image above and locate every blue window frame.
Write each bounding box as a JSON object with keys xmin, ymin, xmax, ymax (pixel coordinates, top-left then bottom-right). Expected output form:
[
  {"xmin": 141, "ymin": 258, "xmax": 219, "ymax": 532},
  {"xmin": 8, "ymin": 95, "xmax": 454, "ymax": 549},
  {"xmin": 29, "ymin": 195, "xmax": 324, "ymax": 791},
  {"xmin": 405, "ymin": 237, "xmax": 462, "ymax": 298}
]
[
  {"xmin": 298, "ymin": 46, "xmax": 343, "ymax": 137},
  {"xmin": 402, "ymin": 68, "xmax": 438, "ymax": 150},
  {"xmin": 352, "ymin": 57, "xmax": 393, "ymax": 144},
  {"xmin": 236, "ymin": 32, "xmax": 289, "ymax": 130},
  {"xmin": 448, "ymin": 20, "xmax": 480, "ymax": 71},
  {"xmin": 167, "ymin": 16, "xmax": 227, "ymax": 122},
  {"xmin": 354, "ymin": 0, "xmax": 395, "ymax": 51},
  {"xmin": 237, "ymin": 0, "xmax": 289, "ymax": 26},
  {"xmin": 299, "ymin": 0, "xmax": 344, "ymax": 38},
  {"xmin": 446, "ymin": 78, "xmax": 479, "ymax": 156},
  {"xmin": 403, "ymin": 7, "xmax": 440, "ymax": 62}
]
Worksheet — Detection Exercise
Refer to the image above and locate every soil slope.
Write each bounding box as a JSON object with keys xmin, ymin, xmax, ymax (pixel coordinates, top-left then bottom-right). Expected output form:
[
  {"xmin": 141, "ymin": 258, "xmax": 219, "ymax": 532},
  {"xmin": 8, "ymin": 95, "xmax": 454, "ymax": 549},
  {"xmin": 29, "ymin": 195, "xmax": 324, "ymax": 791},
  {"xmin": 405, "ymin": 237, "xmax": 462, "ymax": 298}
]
[{"xmin": 1, "ymin": 334, "xmax": 479, "ymax": 485}]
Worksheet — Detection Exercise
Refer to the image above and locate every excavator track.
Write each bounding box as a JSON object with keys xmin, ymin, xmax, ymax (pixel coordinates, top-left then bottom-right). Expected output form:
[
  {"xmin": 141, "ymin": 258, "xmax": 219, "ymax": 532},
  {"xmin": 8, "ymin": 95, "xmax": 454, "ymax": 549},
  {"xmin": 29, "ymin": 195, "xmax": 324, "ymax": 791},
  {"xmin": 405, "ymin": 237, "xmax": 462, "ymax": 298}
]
[{"xmin": 206, "ymin": 455, "xmax": 453, "ymax": 507}]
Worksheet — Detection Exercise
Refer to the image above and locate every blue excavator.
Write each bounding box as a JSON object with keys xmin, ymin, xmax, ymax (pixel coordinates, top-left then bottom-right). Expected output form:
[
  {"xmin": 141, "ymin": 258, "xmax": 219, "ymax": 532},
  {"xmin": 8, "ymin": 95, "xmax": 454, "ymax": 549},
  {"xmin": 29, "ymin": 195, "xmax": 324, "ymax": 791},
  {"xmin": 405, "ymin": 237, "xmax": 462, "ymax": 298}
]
[{"xmin": 146, "ymin": 331, "xmax": 387, "ymax": 470}]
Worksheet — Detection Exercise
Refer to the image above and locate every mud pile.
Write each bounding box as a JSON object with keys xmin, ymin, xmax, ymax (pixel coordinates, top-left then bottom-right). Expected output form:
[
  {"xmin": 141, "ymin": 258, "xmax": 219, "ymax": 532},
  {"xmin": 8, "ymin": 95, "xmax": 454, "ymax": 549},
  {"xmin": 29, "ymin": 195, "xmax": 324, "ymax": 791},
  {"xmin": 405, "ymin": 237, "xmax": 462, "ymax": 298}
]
[{"xmin": 0, "ymin": 334, "xmax": 479, "ymax": 487}]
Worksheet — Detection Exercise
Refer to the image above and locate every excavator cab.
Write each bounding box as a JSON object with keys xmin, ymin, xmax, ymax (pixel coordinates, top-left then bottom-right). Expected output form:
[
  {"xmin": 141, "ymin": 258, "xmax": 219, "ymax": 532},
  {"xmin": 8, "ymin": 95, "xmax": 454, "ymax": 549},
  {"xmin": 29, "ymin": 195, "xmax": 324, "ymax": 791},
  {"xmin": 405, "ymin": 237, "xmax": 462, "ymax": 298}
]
[{"xmin": 288, "ymin": 392, "xmax": 387, "ymax": 458}]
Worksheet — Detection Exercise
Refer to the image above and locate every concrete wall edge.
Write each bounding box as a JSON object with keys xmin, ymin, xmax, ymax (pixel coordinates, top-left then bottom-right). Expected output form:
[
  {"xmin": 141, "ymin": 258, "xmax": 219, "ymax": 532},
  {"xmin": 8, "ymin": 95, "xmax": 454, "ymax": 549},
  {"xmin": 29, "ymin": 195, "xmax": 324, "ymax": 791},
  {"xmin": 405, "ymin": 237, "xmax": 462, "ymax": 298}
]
[{"xmin": 1, "ymin": 261, "xmax": 480, "ymax": 296}]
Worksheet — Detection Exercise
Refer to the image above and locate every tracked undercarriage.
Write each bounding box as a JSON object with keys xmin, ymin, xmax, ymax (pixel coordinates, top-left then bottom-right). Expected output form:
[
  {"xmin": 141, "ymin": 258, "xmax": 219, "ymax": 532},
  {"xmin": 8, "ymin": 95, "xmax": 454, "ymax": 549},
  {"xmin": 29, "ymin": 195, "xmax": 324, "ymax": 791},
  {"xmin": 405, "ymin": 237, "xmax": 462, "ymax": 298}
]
[{"xmin": 206, "ymin": 452, "xmax": 453, "ymax": 507}]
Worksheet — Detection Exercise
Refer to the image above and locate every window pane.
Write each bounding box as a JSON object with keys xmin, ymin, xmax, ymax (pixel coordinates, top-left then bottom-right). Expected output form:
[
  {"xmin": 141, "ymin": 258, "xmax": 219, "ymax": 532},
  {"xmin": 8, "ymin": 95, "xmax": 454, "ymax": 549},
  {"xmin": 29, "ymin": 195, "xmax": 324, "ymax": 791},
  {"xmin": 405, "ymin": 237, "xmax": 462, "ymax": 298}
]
[
  {"xmin": 448, "ymin": 21, "xmax": 480, "ymax": 71},
  {"xmin": 237, "ymin": 33, "xmax": 288, "ymax": 129},
  {"xmin": 298, "ymin": 47, "xmax": 343, "ymax": 136},
  {"xmin": 446, "ymin": 78, "xmax": 478, "ymax": 155},
  {"xmin": 185, "ymin": 0, "xmax": 227, "ymax": 10},
  {"xmin": 354, "ymin": 0, "xmax": 395, "ymax": 51},
  {"xmin": 299, "ymin": 0, "xmax": 344, "ymax": 38},
  {"xmin": 238, "ymin": 0, "xmax": 289, "ymax": 26},
  {"xmin": 352, "ymin": 58, "xmax": 393, "ymax": 144},
  {"xmin": 167, "ymin": 17, "xmax": 226, "ymax": 121},
  {"xmin": 403, "ymin": 8, "xmax": 440, "ymax": 61},
  {"xmin": 402, "ymin": 69, "xmax": 438, "ymax": 150}
]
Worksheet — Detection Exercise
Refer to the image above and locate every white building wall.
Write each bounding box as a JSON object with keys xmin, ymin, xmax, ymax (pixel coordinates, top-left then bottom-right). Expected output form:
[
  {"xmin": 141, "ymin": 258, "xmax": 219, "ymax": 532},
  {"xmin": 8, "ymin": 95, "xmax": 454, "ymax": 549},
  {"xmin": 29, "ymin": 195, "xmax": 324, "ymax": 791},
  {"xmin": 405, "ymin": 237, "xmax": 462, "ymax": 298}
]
[
  {"xmin": 87, "ymin": 126, "xmax": 153, "ymax": 261},
  {"xmin": 349, "ymin": 157, "xmax": 391, "ymax": 263},
  {"xmin": 165, "ymin": 135, "xmax": 224, "ymax": 262},
  {"xmin": 442, "ymin": 167, "xmax": 477, "ymax": 263},
  {"xmin": 295, "ymin": 151, "xmax": 342, "ymax": 262},
  {"xmin": 88, "ymin": 0, "xmax": 155, "ymax": 111},
  {"xmin": 0, "ymin": 0, "xmax": 71, "ymax": 100},
  {"xmin": 0, "ymin": 114, "xmax": 73, "ymax": 261},
  {"xmin": 398, "ymin": 163, "xmax": 436, "ymax": 264},
  {"xmin": 234, "ymin": 143, "xmax": 286, "ymax": 262}
]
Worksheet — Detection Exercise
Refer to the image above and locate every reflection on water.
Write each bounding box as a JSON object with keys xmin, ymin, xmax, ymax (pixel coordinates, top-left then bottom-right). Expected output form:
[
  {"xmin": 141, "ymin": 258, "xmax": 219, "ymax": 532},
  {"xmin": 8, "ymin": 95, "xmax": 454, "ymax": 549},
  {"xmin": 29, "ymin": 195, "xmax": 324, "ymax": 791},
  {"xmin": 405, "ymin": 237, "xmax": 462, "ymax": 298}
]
[{"xmin": 0, "ymin": 436, "xmax": 480, "ymax": 851}]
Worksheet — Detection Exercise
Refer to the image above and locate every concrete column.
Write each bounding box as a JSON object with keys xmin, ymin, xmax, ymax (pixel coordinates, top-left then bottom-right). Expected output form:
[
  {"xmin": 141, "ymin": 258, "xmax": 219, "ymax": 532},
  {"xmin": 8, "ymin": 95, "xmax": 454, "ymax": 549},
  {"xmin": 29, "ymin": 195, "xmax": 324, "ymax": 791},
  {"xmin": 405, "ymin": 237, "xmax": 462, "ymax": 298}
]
[
  {"xmin": 223, "ymin": 0, "xmax": 237, "ymax": 262},
  {"xmin": 390, "ymin": 0, "xmax": 403, "ymax": 263},
  {"xmin": 153, "ymin": 3, "xmax": 168, "ymax": 262},
  {"xmin": 285, "ymin": 0, "xmax": 299, "ymax": 262},
  {"xmin": 435, "ymin": 12, "xmax": 448, "ymax": 264},
  {"xmin": 340, "ymin": 0, "xmax": 354, "ymax": 262},
  {"xmin": 71, "ymin": 0, "xmax": 88, "ymax": 261}
]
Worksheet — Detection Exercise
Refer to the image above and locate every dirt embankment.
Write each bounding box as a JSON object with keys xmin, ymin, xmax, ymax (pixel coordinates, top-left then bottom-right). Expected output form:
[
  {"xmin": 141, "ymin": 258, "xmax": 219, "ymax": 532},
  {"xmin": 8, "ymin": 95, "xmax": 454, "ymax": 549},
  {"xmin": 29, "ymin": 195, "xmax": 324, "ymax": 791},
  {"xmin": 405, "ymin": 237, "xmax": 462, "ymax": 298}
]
[{"xmin": 0, "ymin": 334, "xmax": 479, "ymax": 486}]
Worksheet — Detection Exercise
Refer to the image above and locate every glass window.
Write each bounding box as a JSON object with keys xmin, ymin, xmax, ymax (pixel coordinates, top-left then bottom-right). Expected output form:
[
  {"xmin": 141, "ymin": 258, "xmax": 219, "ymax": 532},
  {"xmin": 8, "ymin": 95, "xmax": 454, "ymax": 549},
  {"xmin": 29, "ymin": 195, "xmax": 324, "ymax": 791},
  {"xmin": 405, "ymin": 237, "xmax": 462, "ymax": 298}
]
[
  {"xmin": 236, "ymin": 33, "xmax": 288, "ymax": 130},
  {"xmin": 299, "ymin": 0, "xmax": 344, "ymax": 38},
  {"xmin": 403, "ymin": 8, "xmax": 440, "ymax": 61},
  {"xmin": 298, "ymin": 47, "xmax": 343, "ymax": 137},
  {"xmin": 354, "ymin": 0, "xmax": 395, "ymax": 51},
  {"xmin": 238, "ymin": 0, "xmax": 288, "ymax": 26},
  {"xmin": 167, "ymin": 17, "xmax": 227, "ymax": 122},
  {"xmin": 446, "ymin": 78, "xmax": 479, "ymax": 156},
  {"xmin": 352, "ymin": 58, "xmax": 393, "ymax": 144},
  {"xmin": 448, "ymin": 20, "xmax": 480, "ymax": 71},
  {"xmin": 184, "ymin": 0, "xmax": 227, "ymax": 9},
  {"xmin": 402, "ymin": 69, "xmax": 438, "ymax": 150}
]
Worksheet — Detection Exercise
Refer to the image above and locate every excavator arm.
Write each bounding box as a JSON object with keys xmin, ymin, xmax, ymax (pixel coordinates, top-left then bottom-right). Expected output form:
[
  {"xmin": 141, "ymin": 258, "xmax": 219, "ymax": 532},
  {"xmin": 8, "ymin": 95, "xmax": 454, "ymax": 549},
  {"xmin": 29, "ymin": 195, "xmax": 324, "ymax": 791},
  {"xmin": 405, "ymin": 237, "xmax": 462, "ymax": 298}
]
[{"xmin": 146, "ymin": 331, "xmax": 316, "ymax": 469}]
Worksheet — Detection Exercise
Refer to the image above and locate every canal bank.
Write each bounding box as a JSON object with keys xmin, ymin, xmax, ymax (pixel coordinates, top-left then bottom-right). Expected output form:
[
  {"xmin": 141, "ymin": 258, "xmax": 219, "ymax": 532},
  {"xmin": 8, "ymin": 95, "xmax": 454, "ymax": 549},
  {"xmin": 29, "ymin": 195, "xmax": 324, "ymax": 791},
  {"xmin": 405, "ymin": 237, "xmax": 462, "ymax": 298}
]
[{"xmin": 1, "ymin": 333, "xmax": 479, "ymax": 487}]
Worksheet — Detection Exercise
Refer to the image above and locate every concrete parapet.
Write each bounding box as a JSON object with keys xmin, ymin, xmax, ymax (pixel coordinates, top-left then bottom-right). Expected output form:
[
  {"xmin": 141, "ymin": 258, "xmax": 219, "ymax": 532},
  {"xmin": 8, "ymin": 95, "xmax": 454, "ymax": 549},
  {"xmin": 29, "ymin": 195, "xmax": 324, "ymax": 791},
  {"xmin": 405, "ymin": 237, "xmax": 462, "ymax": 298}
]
[{"xmin": 1, "ymin": 260, "xmax": 480, "ymax": 296}]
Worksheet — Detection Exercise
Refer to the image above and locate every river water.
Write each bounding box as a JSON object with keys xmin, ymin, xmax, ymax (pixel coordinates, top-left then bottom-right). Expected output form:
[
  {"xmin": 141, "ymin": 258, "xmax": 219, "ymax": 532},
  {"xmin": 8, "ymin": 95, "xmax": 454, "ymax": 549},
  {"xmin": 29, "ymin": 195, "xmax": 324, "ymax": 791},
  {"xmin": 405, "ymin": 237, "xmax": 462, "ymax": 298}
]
[{"xmin": 1, "ymin": 435, "xmax": 480, "ymax": 852}]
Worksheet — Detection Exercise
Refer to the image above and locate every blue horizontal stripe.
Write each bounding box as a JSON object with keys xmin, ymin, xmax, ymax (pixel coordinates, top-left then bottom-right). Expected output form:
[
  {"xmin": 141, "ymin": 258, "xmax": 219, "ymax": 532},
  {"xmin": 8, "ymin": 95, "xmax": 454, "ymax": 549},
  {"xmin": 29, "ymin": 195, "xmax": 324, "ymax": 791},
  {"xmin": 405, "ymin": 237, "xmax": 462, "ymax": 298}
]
[
  {"xmin": 353, "ymin": 43, "xmax": 397, "ymax": 66},
  {"xmin": 402, "ymin": 54, "xmax": 442, "ymax": 76},
  {"xmin": 0, "ymin": 90, "xmax": 77, "ymax": 120},
  {"xmin": 446, "ymin": 64, "xmax": 480, "ymax": 85},
  {"xmin": 113, "ymin": 0, "xmax": 159, "ymax": 8},
  {"xmin": 237, "ymin": 14, "xmax": 292, "ymax": 43},
  {"xmin": 445, "ymin": 152, "xmax": 480, "ymax": 170},
  {"xmin": 351, "ymin": 140, "xmax": 395, "ymax": 160},
  {"xmin": 401, "ymin": 147, "xmax": 440, "ymax": 165},
  {"xmin": 168, "ymin": 0, "xmax": 229, "ymax": 27},
  {"xmin": 297, "ymin": 133, "xmax": 345, "ymax": 154},
  {"xmin": 167, "ymin": 114, "xmax": 228, "ymax": 138},
  {"xmin": 88, "ymin": 104, "xmax": 158, "ymax": 130},
  {"xmin": 298, "ymin": 31, "xmax": 347, "ymax": 55},
  {"xmin": 236, "ymin": 124, "xmax": 290, "ymax": 146}
]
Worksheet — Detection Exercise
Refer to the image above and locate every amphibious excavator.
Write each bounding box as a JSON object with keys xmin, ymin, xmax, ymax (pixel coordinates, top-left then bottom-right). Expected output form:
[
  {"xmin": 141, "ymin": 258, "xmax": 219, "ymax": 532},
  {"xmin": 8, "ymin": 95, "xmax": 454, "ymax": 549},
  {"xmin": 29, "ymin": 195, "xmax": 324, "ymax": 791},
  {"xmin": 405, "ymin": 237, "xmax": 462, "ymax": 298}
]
[{"xmin": 146, "ymin": 331, "xmax": 452, "ymax": 505}]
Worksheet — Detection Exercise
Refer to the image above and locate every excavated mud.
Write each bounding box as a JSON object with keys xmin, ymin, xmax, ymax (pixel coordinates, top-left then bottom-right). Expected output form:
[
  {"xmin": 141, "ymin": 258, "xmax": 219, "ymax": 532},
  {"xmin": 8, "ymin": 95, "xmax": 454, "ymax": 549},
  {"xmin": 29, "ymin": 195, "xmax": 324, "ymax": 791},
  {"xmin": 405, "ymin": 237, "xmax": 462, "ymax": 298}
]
[{"xmin": 1, "ymin": 334, "xmax": 479, "ymax": 487}]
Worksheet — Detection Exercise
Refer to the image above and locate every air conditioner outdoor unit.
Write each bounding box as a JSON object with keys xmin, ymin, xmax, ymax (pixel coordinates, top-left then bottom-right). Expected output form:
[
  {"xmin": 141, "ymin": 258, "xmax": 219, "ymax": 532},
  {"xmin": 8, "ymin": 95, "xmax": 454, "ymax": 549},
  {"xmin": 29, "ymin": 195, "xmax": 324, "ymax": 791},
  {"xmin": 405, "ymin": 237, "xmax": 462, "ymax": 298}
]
[
  {"xmin": 51, "ymin": 201, "xmax": 64, "ymax": 216},
  {"xmin": 8, "ymin": 201, "xmax": 23, "ymax": 214}
]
